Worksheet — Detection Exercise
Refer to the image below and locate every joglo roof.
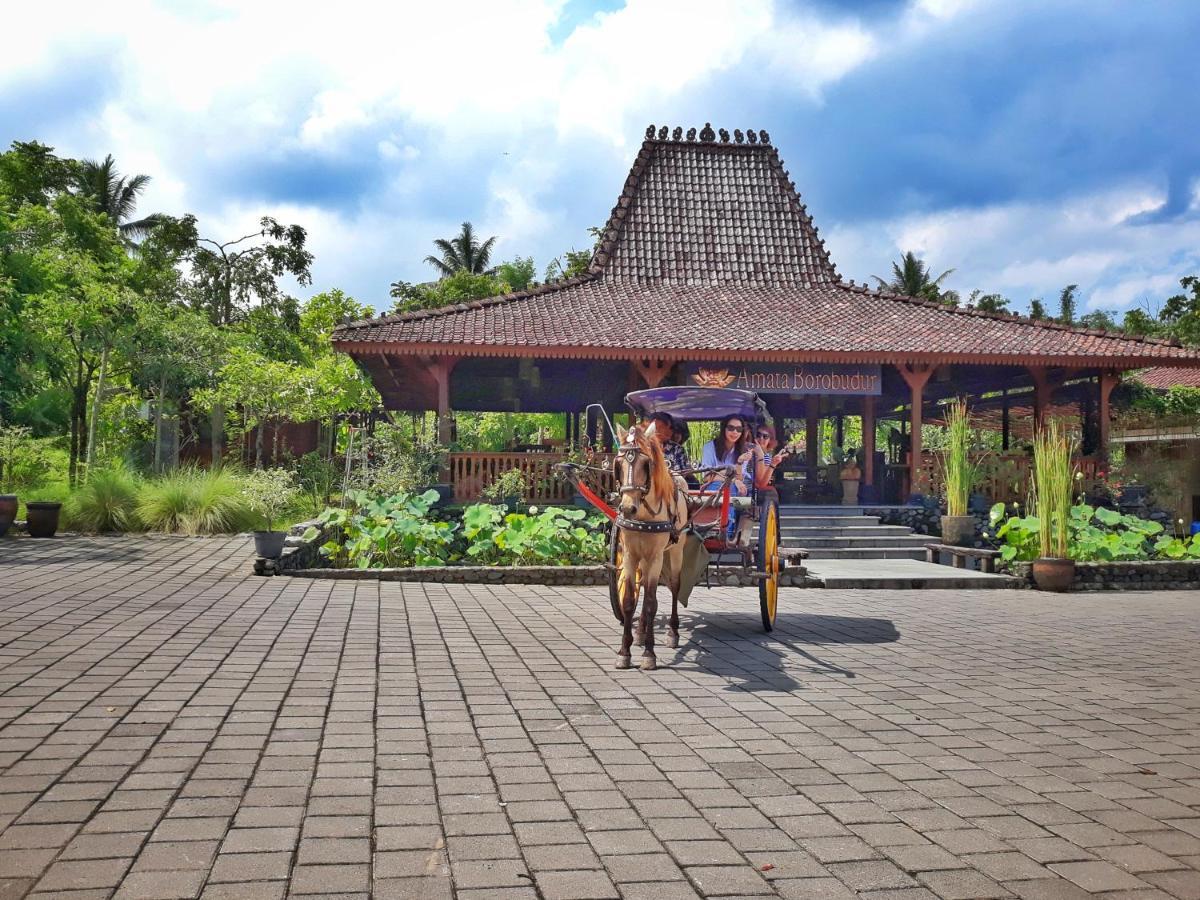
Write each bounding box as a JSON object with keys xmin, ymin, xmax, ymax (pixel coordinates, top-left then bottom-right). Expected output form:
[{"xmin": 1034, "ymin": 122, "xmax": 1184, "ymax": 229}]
[{"xmin": 334, "ymin": 124, "xmax": 1200, "ymax": 370}]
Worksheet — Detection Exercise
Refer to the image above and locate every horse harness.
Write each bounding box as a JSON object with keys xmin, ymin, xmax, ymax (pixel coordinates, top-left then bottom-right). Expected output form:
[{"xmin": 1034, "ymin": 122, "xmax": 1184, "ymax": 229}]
[{"xmin": 614, "ymin": 445, "xmax": 682, "ymax": 543}]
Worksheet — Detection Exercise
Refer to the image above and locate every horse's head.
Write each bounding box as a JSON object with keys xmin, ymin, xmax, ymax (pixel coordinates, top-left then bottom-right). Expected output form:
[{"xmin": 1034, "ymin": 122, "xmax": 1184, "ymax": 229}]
[{"xmin": 613, "ymin": 422, "xmax": 672, "ymax": 519}]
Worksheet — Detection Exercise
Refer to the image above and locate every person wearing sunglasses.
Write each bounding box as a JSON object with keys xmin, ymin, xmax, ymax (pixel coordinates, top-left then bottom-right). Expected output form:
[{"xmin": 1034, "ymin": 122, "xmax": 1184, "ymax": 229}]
[{"xmin": 698, "ymin": 414, "xmax": 751, "ymax": 497}]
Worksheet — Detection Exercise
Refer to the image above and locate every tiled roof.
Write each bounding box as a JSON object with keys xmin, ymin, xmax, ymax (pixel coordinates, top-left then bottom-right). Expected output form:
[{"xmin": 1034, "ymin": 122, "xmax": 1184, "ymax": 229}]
[
  {"xmin": 334, "ymin": 124, "xmax": 1200, "ymax": 367},
  {"xmin": 1136, "ymin": 366, "xmax": 1200, "ymax": 389}
]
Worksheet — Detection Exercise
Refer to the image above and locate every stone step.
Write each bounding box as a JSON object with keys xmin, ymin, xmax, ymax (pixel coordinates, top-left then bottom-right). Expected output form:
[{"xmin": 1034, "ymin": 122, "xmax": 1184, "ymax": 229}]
[
  {"xmin": 789, "ymin": 546, "xmax": 928, "ymax": 560},
  {"xmin": 786, "ymin": 535, "xmax": 931, "ymax": 549},
  {"xmin": 780, "ymin": 505, "xmax": 864, "ymax": 515},
  {"xmin": 805, "ymin": 558, "xmax": 1020, "ymax": 589},
  {"xmin": 779, "ymin": 516, "xmax": 882, "ymax": 528},
  {"xmin": 782, "ymin": 525, "xmax": 914, "ymax": 538}
]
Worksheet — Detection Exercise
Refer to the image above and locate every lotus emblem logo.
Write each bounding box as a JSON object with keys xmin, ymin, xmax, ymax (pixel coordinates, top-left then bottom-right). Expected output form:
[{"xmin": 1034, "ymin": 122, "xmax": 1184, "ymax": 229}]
[{"xmin": 692, "ymin": 367, "xmax": 736, "ymax": 388}]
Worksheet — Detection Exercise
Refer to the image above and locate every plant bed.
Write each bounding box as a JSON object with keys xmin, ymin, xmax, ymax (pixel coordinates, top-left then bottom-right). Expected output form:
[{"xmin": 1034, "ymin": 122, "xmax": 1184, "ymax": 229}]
[
  {"xmin": 1005, "ymin": 559, "xmax": 1200, "ymax": 591},
  {"xmin": 285, "ymin": 563, "xmax": 810, "ymax": 588}
]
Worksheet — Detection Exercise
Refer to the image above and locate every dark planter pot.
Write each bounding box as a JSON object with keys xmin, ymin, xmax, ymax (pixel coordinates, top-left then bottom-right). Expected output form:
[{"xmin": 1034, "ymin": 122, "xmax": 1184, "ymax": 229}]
[
  {"xmin": 1032, "ymin": 557, "xmax": 1075, "ymax": 592},
  {"xmin": 503, "ymin": 497, "xmax": 520, "ymax": 514},
  {"xmin": 254, "ymin": 530, "xmax": 287, "ymax": 559},
  {"xmin": 0, "ymin": 494, "xmax": 16, "ymax": 537},
  {"xmin": 940, "ymin": 514, "xmax": 975, "ymax": 547},
  {"xmin": 25, "ymin": 501, "xmax": 62, "ymax": 538},
  {"xmin": 1119, "ymin": 485, "xmax": 1148, "ymax": 505},
  {"xmin": 427, "ymin": 483, "xmax": 454, "ymax": 507}
]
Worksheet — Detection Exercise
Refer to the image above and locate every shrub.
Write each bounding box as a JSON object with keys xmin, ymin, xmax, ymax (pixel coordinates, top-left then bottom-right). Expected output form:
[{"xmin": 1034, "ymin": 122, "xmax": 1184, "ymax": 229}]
[
  {"xmin": 66, "ymin": 467, "xmax": 142, "ymax": 532},
  {"xmin": 462, "ymin": 503, "xmax": 606, "ymax": 566},
  {"xmin": 988, "ymin": 501, "xmax": 1196, "ymax": 562},
  {"xmin": 938, "ymin": 398, "xmax": 980, "ymax": 517},
  {"xmin": 240, "ymin": 468, "xmax": 299, "ymax": 531},
  {"xmin": 137, "ymin": 468, "xmax": 256, "ymax": 535},
  {"xmin": 479, "ymin": 469, "xmax": 529, "ymax": 504},
  {"xmin": 358, "ymin": 425, "xmax": 447, "ymax": 495},
  {"xmin": 1031, "ymin": 419, "xmax": 1075, "ymax": 558},
  {"xmin": 296, "ymin": 451, "xmax": 339, "ymax": 508},
  {"xmin": 310, "ymin": 489, "xmax": 457, "ymax": 568},
  {"xmin": 0, "ymin": 423, "xmax": 53, "ymax": 493}
]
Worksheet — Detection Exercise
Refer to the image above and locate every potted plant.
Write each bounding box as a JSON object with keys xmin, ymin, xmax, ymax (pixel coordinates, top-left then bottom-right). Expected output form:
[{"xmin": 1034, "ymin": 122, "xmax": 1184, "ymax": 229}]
[
  {"xmin": 0, "ymin": 422, "xmax": 34, "ymax": 537},
  {"xmin": 241, "ymin": 467, "xmax": 299, "ymax": 559},
  {"xmin": 480, "ymin": 468, "xmax": 529, "ymax": 512},
  {"xmin": 25, "ymin": 501, "xmax": 63, "ymax": 538},
  {"xmin": 938, "ymin": 398, "xmax": 981, "ymax": 546},
  {"xmin": 1030, "ymin": 419, "xmax": 1077, "ymax": 591}
]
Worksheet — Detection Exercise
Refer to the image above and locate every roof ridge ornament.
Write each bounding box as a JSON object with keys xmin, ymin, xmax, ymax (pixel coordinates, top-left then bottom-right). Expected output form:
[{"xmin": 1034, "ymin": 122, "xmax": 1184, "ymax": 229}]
[
  {"xmin": 645, "ymin": 124, "xmax": 656, "ymax": 140},
  {"xmin": 759, "ymin": 130, "xmax": 770, "ymax": 145},
  {"xmin": 746, "ymin": 129, "xmax": 757, "ymax": 145},
  {"xmin": 658, "ymin": 125, "xmax": 669, "ymax": 140},
  {"xmin": 718, "ymin": 128, "xmax": 730, "ymax": 143},
  {"xmin": 686, "ymin": 127, "xmax": 697, "ymax": 142},
  {"xmin": 699, "ymin": 122, "xmax": 716, "ymax": 142}
]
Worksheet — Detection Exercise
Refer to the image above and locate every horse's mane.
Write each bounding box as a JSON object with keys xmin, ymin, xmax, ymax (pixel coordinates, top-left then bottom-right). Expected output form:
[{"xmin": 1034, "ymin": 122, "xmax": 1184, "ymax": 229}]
[{"xmin": 632, "ymin": 426, "xmax": 675, "ymax": 511}]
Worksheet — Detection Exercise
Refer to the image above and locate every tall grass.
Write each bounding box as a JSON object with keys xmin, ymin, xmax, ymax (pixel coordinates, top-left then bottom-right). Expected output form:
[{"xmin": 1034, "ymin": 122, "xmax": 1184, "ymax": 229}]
[
  {"xmin": 136, "ymin": 468, "xmax": 256, "ymax": 535},
  {"xmin": 1032, "ymin": 418, "xmax": 1076, "ymax": 558},
  {"xmin": 65, "ymin": 467, "xmax": 142, "ymax": 532},
  {"xmin": 938, "ymin": 398, "xmax": 978, "ymax": 517}
]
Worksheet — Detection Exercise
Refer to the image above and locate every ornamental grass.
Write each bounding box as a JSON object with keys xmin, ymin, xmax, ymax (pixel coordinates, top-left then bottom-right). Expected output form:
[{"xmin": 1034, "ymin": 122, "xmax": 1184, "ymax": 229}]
[
  {"xmin": 938, "ymin": 398, "xmax": 979, "ymax": 517},
  {"xmin": 136, "ymin": 467, "xmax": 256, "ymax": 535},
  {"xmin": 1031, "ymin": 418, "xmax": 1077, "ymax": 559},
  {"xmin": 65, "ymin": 466, "xmax": 142, "ymax": 533}
]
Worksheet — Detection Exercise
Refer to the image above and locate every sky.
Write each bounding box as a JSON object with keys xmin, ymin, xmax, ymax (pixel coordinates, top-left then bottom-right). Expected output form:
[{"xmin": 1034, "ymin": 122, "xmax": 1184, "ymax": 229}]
[{"xmin": 4, "ymin": 0, "xmax": 1199, "ymax": 316}]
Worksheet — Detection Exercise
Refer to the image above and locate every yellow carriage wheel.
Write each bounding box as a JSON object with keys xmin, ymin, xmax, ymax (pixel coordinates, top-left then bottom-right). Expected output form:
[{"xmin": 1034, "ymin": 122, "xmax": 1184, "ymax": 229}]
[{"xmin": 757, "ymin": 500, "xmax": 781, "ymax": 631}]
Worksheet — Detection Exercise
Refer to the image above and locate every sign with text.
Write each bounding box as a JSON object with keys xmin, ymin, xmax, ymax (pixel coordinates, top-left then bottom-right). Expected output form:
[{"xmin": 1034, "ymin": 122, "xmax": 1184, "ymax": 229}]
[{"xmin": 685, "ymin": 362, "xmax": 882, "ymax": 395}]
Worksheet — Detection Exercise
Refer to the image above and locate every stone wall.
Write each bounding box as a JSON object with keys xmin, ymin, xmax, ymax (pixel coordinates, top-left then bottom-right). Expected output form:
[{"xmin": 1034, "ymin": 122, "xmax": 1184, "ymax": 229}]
[
  {"xmin": 286, "ymin": 565, "xmax": 810, "ymax": 588},
  {"xmin": 1005, "ymin": 560, "xmax": 1200, "ymax": 591},
  {"xmin": 253, "ymin": 518, "xmax": 328, "ymax": 576}
]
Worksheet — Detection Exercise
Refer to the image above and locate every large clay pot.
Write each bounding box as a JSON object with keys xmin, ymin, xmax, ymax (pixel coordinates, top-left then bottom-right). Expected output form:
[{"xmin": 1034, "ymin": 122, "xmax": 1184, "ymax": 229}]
[
  {"xmin": 1032, "ymin": 557, "xmax": 1075, "ymax": 592},
  {"xmin": 0, "ymin": 494, "xmax": 16, "ymax": 537},
  {"xmin": 841, "ymin": 478, "xmax": 860, "ymax": 505},
  {"xmin": 254, "ymin": 531, "xmax": 287, "ymax": 559},
  {"xmin": 25, "ymin": 501, "xmax": 62, "ymax": 538},
  {"xmin": 941, "ymin": 514, "xmax": 975, "ymax": 547}
]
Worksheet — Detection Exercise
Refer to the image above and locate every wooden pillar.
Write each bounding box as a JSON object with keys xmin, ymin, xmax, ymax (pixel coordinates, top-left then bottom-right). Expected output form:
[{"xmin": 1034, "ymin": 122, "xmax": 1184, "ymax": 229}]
[
  {"xmin": 428, "ymin": 356, "xmax": 459, "ymax": 446},
  {"xmin": 805, "ymin": 398, "xmax": 819, "ymax": 476},
  {"xmin": 896, "ymin": 363, "xmax": 935, "ymax": 498},
  {"xmin": 1098, "ymin": 370, "xmax": 1119, "ymax": 462},
  {"xmin": 1001, "ymin": 389, "xmax": 1010, "ymax": 451},
  {"xmin": 862, "ymin": 395, "xmax": 876, "ymax": 501},
  {"xmin": 835, "ymin": 414, "xmax": 844, "ymax": 449},
  {"xmin": 1026, "ymin": 366, "xmax": 1058, "ymax": 432}
]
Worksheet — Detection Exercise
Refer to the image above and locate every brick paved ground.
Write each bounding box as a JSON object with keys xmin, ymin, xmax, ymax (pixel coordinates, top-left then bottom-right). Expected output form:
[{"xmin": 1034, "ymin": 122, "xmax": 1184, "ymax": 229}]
[{"xmin": 1, "ymin": 536, "xmax": 1198, "ymax": 900}]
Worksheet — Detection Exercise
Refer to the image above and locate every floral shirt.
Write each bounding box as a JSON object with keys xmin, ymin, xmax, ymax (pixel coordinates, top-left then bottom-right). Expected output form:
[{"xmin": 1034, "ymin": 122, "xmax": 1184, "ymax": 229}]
[{"xmin": 661, "ymin": 440, "xmax": 690, "ymax": 473}]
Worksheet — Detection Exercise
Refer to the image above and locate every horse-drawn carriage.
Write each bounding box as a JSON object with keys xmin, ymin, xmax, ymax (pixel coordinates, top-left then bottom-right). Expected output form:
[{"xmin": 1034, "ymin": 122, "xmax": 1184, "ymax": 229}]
[{"xmin": 560, "ymin": 386, "xmax": 787, "ymax": 668}]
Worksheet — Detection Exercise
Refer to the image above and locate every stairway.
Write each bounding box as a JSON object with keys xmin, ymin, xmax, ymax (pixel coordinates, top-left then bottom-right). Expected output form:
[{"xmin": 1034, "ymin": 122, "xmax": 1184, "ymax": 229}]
[{"xmin": 779, "ymin": 506, "xmax": 929, "ymax": 560}]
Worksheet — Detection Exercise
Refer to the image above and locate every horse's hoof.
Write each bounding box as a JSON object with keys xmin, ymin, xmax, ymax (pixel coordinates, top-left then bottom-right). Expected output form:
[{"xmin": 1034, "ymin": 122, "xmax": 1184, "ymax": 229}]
[
  {"xmin": 667, "ymin": 629, "xmax": 679, "ymax": 649},
  {"xmin": 640, "ymin": 656, "xmax": 657, "ymax": 671},
  {"xmin": 615, "ymin": 655, "xmax": 631, "ymax": 670}
]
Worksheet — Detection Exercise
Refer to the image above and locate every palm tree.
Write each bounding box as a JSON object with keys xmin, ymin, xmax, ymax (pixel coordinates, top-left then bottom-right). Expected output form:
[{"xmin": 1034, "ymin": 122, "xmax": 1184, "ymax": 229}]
[
  {"xmin": 873, "ymin": 251, "xmax": 958, "ymax": 304},
  {"xmin": 73, "ymin": 154, "xmax": 164, "ymax": 242},
  {"xmin": 424, "ymin": 221, "xmax": 497, "ymax": 277}
]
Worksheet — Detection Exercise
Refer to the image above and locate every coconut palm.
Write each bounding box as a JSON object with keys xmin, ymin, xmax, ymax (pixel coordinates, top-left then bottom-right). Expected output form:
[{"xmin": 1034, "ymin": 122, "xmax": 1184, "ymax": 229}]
[
  {"xmin": 873, "ymin": 251, "xmax": 958, "ymax": 304},
  {"xmin": 73, "ymin": 154, "xmax": 164, "ymax": 242},
  {"xmin": 424, "ymin": 221, "xmax": 497, "ymax": 277}
]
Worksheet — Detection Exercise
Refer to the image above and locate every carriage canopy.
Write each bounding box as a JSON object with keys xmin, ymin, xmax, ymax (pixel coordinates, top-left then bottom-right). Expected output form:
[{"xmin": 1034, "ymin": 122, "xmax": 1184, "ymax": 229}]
[{"xmin": 625, "ymin": 387, "xmax": 767, "ymax": 424}]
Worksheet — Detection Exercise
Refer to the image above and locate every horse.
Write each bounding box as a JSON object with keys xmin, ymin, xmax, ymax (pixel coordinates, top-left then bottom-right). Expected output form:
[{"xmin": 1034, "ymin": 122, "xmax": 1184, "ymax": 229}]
[{"xmin": 612, "ymin": 421, "xmax": 688, "ymax": 671}]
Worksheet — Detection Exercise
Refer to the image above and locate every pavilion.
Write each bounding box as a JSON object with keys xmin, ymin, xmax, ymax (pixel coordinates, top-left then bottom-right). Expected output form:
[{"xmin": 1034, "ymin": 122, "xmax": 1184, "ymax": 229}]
[{"xmin": 333, "ymin": 123, "xmax": 1200, "ymax": 504}]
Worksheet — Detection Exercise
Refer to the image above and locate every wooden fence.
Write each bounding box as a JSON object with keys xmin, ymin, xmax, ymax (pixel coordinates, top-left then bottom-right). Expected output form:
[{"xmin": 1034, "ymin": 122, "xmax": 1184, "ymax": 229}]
[
  {"xmin": 448, "ymin": 452, "xmax": 613, "ymax": 504},
  {"xmin": 916, "ymin": 452, "xmax": 1104, "ymax": 505}
]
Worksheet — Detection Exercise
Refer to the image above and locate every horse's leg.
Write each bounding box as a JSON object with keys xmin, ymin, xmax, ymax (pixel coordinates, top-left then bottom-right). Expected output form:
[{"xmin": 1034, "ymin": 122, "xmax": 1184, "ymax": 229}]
[
  {"xmin": 636, "ymin": 602, "xmax": 649, "ymax": 647},
  {"xmin": 616, "ymin": 564, "xmax": 636, "ymax": 670},
  {"xmin": 668, "ymin": 585, "xmax": 680, "ymax": 649},
  {"xmin": 640, "ymin": 555, "xmax": 664, "ymax": 671}
]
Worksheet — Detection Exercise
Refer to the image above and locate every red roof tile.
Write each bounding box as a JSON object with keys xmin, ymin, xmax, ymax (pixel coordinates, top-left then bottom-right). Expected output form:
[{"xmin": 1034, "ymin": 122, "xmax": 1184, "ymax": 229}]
[
  {"xmin": 334, "ymin": 125, "xmax": 1200, "ymax": 368},
  {"xmin": 1136, "ymin": 366, "xmax": 1200, "ymax": 389}
]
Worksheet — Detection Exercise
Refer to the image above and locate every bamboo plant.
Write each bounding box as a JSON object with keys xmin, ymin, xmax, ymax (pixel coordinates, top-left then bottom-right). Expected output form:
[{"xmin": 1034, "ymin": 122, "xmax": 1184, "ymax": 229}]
[
  {"xmin": 938, "ymin": 398, "xmax": 979, "ymax": 517},
  {"xmin": 1031, "ymin": 418, "xmax": 1077, "ymax": 559}
]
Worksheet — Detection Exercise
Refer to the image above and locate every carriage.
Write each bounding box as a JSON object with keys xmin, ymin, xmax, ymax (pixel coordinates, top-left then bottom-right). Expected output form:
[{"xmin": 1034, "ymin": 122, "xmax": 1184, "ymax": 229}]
[{"xmin": 561, "ymin": 386, "xmax": 786, "ymax": 633}]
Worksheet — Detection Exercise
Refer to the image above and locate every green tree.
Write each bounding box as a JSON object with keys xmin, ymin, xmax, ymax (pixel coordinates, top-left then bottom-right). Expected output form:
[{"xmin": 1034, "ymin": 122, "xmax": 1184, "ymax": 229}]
[
  {"xmin": 1028, "ymin": 298, "xmax": 1049, "ymax": 320},
  {"xmin": 1057, "ymin": 284, "xmax": 1079, "ymax": 324},
  {"xmin": 544, "ymin": 249, "xmax": 592, "ymax": 282},
  {"xmin": 873, "ymin": 251, "xmax": 958, "ymax": 305},
  {"xmin": 1160, "ymin": 275, "xmax": 1200, "ymax": 346},
  {"xmin": 299, "ymin": 288, "xmax": 374, "ymax": 353},
  {"xmin": 72, "ymin": 154, "xmax": 164, "ymax": 243},
  {"xmin": 390, "ymin": 270, "xmax": 510, "ymax": 314},
  {"xmin": 187, "ymin": 217, "xmax": 313, "ymax": 325},
  {"xmin": 424, "ymin": 221, "xmax": 497, "ymax": 277},
  {"xmin": 495, "ymin": 256, "xmax": 537, "ymax": 291},
  {"xmin": 967, "ymin": 290, "xmax": 1010, "ymax": 313},
  {"xmin": 1122, "ymin": 306, "xmax": 1162, "ymax": 337},
  {"xmin": 1078, "ymin": 309, "xmax": 1118, "ymax": 330}
]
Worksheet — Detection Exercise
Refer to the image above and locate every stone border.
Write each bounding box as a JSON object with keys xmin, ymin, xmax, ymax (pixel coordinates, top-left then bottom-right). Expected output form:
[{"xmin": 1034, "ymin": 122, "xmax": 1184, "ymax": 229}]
[
  {"xmin": 286, "ymin": 564, "xmax": 811, "ymax": 588},
  {"xmin": 1004, "ymin": 559, "xmax": 1200, "ymax": 591}
]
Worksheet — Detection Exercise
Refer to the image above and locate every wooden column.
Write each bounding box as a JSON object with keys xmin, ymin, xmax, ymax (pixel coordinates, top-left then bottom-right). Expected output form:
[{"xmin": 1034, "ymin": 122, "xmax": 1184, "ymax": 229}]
[
  {"xmin": 1001, "ymin": 389, "xmax": 1010, "ymax": 451},
  {"xmin": 1098, "ymin": 370, "xmax": 1119, "ymax": 462},
  {"xmin": 805, "ymin": 398, "xmax": 819, "ymax": 476},
  {"xmin": 862, "ymin": 395, "xmax": 876, "ymax": 501},
  {"xmin": 896, "ymin": 363, "xmax": 935, "ymax": 498},
  {"xmin": 428, "ymin": 356, "xmax": 459, "ymax": 446},
  {"xmin": 1026, "ymin": 366, "xmax": 1060, "ymax": 432}
]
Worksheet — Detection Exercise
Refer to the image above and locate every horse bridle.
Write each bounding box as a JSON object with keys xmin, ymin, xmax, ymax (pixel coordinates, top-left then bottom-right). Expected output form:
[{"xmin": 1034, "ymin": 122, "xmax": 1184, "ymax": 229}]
[{"xmin": 614, "ymin": 442, "xmax": 677, "ymax": 536}]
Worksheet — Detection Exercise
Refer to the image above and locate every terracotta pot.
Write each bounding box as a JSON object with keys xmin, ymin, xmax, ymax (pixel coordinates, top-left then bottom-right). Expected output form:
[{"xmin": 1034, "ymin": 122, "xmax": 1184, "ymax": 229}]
[
  {"xmin": 0, "ymin": 494, "xmax": 16, "ymax": 537},
  {"xmin": 254, "ymin": 531, "xmax": 287, "ymax": 559},
  {"xmin": 25, "ymin": 501, "xmax": 62, "ymax": 538},
  {"xmin": 1032, "ymin": 557, "xmax": 1075, "ymax": 592},
  {"xmin": 940, "ymin": 514, "xmax": 975, "ymax": 547},
  {"xmin": 841, "ymin": 478, "xmax": 860, "ymax": 506}
]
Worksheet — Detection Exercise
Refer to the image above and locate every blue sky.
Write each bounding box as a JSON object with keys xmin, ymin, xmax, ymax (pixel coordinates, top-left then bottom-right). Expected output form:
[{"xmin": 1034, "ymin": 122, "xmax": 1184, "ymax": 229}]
[{"xmin": 4, "ymin": 0, "xmax": 1199, "ymax": 316}]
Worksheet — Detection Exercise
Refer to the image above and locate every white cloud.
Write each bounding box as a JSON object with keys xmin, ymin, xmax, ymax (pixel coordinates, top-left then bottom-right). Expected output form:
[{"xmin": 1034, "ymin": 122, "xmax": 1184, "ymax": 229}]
[{"xmin": 824, "ymin": 181, "xmax": 1200, "ymax": 313}]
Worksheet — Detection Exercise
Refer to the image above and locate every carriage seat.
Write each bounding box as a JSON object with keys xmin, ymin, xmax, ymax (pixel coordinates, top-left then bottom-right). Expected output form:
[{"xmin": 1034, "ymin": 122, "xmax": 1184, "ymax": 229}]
[{"xmin": 686, "ymin": 491, "xmax": 752, "ymax": 549}]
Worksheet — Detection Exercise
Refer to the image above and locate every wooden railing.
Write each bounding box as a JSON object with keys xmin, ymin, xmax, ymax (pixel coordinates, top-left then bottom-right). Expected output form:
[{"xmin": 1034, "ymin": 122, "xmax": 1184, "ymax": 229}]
[
  {"xmin": 916, "ymin": 452, "xmax": 1104, "ymax": 505},
  {"xmin": 449, "ymin": 452, "xmax": 613, "ymax": 504}
]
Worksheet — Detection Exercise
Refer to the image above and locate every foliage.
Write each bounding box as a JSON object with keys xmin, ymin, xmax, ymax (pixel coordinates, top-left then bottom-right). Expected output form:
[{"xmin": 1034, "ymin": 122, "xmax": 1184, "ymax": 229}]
[
  {"xmin": 1160, "ymin": 274, "xmax": 1200, "ymax": 346},
  {"xmin": 297, "ymin": 289, "xmax": 373, "ymax": 353},
  {"xmin": 1031, "ymin": 419, "xmax": 1076, "ymax": 558},
  {"xmin": 937, "ymin": 398, "xmax": 979, "ymax": 517},
  {"xmin": 295, "ymin": 451, "xmax": 339, "ymax": 509},
  {"xmin": 65, "ymin": 466, "xmax": 141, "ymax": 532},
  {"xmin": 544, "ymin": 249, "xmax": 592, "ymax": 282},
  {"xmin": 479, "ymin": 468, "xmax": 529, "ymax": 503},
  {"xmin": 389, "ymin": 270, "xmax": 510, "ymax": 313},
  {"xmin": 1057, "ymin": 284, "xmax": 1078, "ymax": 324},
  {"xmin": 358, "ymin": 425, "xmax": 447, "ymax": 495},
  {"xmin": 1078, "ymin": 309, "xmax": 1119, "ymax": 330},
  {"xmin": 873, "ymin": 252, "xmax": 958, "ymax": 305},
  {"xmin": 967, "ymin": 291, "xmax": 1009, "ymax": 313},
  {"xmin": 424, "ymin": 221, "xmax": 497, "ymax": 277},
  {"xmin": 988, "ymin": 500, "xmax": 1198, "ymax": 562},
  {"xmin": 495, "ymin": 257, "xmax": 537, "ymax": 291},
  {"xmin": 240, "ymin": 467, "xmax": 299, "ymax": 531},
  {"xmin": 0, "ymin": 422, "xmax": 51, "ymax": 493},
  {"xmin": 461, "ymin": 503, "xmax": 605, "ymax": 565},
  {"xmin": 1028, "ymin": 298, "xmax": 1048, "ymax": 320},
  {"xmin": 72, "ymin": 154, "xmax": 163, "ymax": 243},
  {"xmin": 135, "ymin": 467, "xmax": 256, "ymax": 535},
  {"xmin": 311, "ymin": 489, "xmax": 456, "ymax": 568}
]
